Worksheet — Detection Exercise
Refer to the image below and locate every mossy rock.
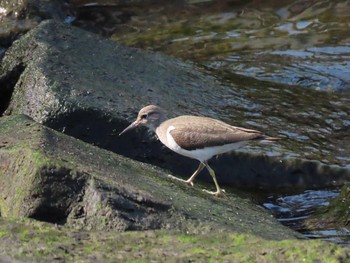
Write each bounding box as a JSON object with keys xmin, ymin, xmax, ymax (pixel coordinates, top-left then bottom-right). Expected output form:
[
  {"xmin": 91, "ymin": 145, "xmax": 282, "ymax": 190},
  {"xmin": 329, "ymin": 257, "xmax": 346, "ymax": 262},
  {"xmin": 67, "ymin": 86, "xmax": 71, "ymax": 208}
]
[
  {"xmin": 0, "ymin": 217, "xmax": 349, "ymax": 263},
  {"xmin": 0, "ymin": 114, "xmax": 302, "ymax": 239}
]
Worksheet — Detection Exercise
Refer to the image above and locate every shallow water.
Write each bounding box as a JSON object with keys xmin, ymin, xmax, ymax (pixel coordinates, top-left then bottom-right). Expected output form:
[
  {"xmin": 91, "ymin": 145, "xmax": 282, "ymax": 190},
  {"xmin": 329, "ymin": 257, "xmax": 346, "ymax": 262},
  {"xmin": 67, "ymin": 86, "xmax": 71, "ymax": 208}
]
[
  {"xmin": 107, "ymin": 0, "xmax": 350, "ymax": 91},
  {"xmin": 304, "ymin": 228, "xmax": 350, "ymax": 247},
  {"xmin": 262, "ymin": 189, "xmax": 350, "ymax": 246}
]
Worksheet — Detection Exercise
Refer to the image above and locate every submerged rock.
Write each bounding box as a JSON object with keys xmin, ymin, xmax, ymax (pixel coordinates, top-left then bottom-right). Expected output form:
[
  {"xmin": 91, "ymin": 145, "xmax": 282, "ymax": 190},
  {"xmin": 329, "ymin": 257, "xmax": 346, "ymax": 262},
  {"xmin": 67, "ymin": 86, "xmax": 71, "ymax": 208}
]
[{"xmin": 0, "ymin": 19, "xmax": 349, "ymax": 191}]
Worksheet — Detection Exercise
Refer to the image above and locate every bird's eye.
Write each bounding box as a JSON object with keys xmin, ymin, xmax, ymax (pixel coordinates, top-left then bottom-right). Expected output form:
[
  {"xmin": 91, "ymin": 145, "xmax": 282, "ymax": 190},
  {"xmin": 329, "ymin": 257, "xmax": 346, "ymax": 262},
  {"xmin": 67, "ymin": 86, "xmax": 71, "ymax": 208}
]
[{"xmin": 140, "ymin": 114, "xmax": 147, "ymax": 119}]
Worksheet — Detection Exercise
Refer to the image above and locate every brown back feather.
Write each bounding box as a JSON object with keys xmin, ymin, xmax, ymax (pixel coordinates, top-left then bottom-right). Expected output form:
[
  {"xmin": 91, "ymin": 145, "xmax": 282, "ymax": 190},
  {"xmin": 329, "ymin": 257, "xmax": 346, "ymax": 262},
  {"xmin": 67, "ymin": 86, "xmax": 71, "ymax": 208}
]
[{"xmin": 166, "ymin": 116, "xmax": 263, "ymax": 151}]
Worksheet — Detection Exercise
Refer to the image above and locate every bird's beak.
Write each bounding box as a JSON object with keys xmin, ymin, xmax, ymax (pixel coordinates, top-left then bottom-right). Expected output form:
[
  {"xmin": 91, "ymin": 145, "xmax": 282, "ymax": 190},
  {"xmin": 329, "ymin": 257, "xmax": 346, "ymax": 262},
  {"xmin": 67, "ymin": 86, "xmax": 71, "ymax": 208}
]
[{"xmin": 119, "ymin": 120, "xmax": 140, "ymax": 136}]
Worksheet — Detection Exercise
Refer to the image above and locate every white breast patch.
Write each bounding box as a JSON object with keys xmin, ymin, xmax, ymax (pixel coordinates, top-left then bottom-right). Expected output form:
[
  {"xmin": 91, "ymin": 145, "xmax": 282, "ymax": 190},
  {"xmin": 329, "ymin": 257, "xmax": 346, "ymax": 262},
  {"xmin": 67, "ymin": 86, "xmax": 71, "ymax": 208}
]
[{"xmin": 165, "ymin": 126, "xmax": 181, "ymax": 151}]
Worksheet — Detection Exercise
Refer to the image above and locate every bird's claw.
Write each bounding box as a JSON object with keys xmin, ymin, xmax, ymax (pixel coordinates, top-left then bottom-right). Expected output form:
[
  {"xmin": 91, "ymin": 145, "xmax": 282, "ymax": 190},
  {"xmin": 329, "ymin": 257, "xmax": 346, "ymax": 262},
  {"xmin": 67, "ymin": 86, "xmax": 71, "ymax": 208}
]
[
  {"xmin": 202, "ymin": 188, "xmax": 226, "ymax": 197},
  {"xmin": 167, "ymin": 174, "xmax": 194, "ymax": 187},
  {"xmin": 167, "ymin": 174, "xmax": 227, "ymax": 197},
  {"xmin": 185, "ymin": 180, "xmax": 194, "ymax": 187},
  {"xmin": 167, "ymin": 174, "xmax": 185, "ymax": 182}
]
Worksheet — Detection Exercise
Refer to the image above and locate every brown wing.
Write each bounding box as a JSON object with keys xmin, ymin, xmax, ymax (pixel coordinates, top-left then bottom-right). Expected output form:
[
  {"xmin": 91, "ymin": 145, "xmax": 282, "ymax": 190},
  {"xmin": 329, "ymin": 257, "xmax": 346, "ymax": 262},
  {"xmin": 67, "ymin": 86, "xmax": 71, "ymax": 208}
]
[{"xmin": 167, "ymin": 116, "xmax": 263, "ymax": 151}]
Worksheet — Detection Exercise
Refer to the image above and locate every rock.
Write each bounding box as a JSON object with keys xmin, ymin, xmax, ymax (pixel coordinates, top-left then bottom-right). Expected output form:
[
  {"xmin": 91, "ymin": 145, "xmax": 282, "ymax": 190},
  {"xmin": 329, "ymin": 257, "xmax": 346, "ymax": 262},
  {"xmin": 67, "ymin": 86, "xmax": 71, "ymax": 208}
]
[
  {"xmin": 1, "ymin": 216, "xmax": 349, "ymax": 263},
  {"xmin": 3, "ymin": 217, "xmax": 350, "ymax": 263},
  {"xmin": 0, "ymin": 115, "xmax": 349, "ymax": 261},
  {"xmin": 0, "ymin": 114, "xmax": 300, "ymax": 239},
  {"xmin": 1, "ymin": 19, "xmax": 350, "ymax": 191}
]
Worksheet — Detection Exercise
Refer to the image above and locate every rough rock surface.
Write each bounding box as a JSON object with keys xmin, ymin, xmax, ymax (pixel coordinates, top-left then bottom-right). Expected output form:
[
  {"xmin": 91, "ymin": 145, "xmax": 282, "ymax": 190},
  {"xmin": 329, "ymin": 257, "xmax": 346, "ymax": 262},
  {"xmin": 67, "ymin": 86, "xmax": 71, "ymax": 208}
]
[
  {"xmin": 0, "ymin": 114, "xmax": 300, "ymax": 238},
  {"xmin": 1, "ymin": 217, "xmax": 350, "ymax": 263},
  {"xmin": 1, "ymin": 115, "xmax": 349, "ymax": 262}
]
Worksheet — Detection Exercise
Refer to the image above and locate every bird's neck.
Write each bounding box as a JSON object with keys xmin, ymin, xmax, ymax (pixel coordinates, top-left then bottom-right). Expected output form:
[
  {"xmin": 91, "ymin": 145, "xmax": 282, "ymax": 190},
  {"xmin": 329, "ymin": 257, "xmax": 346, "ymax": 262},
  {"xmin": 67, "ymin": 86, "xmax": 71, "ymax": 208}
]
[
  {"xmin": 148, "ymin": 114, "xmax": 168, "ymax": 132},
  {"xmin": 158, "ymin": 114, "xmax": 168, "ymax": 126}
]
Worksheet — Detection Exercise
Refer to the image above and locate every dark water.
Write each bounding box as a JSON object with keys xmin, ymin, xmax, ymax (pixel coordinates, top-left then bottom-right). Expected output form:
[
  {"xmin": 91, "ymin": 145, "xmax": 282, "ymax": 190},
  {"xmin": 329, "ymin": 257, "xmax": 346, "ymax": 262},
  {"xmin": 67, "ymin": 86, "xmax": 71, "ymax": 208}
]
[
  {"xmin": 106, "ymin": 0, "xmax": 350, "ymax": 91},
  {"xmin": 304, "ymin": 228, "xmax": 350, "ymax": 247},
  {"xmin": 262, "ymin": 189, "xmax": 350, "ymax": 245}
]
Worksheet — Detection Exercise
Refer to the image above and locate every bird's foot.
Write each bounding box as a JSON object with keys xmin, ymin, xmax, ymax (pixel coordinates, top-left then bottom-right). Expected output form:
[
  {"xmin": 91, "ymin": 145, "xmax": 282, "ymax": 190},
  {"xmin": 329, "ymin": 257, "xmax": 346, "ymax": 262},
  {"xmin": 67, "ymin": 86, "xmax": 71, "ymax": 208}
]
[
  {"xmin": 167, "ymin": 174, "xmax": 186, "ymax": 182},
  {"xmin": 185, "ymin": 179, "xmax": 194, "ymax": 187},
  {"xmin": 167, "ymin": 174, "xmax": 194, "ymax": 187},
  {"xmin": 202, "ymin": 188, "xmax": 226, "ymax": 197}
]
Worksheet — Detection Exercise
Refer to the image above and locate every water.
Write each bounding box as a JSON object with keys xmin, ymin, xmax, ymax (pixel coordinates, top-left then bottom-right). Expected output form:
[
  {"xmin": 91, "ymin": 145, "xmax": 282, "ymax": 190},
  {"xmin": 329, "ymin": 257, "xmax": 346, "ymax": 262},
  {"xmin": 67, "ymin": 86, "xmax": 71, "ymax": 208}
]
[
  {"xmin": 105, "ymin": 0, "xmax": 350, "ymax": 91},
  {"xmin": 263, "ymin": 189, "xmax": 339, "ymax": 228},
  {"xmin": 304, "ymin": 228, "xmax": 350, "ymax": 247},
  {"xmin": 262, "ymin": 189, "xmax": 350, "ymax": 246}
]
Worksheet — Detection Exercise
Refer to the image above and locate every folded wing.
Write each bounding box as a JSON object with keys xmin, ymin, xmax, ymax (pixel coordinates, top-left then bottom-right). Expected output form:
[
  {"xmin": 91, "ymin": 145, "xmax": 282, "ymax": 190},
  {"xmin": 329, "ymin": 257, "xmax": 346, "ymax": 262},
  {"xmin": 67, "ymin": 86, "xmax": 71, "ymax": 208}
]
[{"xmin": 168, "ymin": 116, "xmax": 263, "ymax": 151}]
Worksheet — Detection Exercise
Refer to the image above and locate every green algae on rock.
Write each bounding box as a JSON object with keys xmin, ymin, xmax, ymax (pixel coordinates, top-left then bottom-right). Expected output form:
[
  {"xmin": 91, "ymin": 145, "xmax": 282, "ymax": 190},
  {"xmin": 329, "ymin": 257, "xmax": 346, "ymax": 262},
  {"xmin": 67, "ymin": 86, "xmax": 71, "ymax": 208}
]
[
  {"xmin": 0, "ymin": 114, "xmax": 300, "ymax": 240},
  {"xmin": 0, "ymin": 217, "xmax": 349, "ymax": 263}
]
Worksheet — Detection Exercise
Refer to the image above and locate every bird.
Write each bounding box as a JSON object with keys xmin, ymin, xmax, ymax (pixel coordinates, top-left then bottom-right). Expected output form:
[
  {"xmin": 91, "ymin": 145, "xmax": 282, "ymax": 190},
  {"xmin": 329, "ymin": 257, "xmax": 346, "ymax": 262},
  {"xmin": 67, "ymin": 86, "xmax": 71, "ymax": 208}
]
[{"xmin": 119, "ymin": 105, "xmax": 277, "ymax": 197}]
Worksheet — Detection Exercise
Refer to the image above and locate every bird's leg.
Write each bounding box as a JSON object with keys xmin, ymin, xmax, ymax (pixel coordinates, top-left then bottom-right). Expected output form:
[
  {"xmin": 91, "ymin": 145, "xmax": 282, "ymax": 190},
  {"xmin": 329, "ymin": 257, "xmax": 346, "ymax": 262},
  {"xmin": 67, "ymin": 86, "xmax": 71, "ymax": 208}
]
[
  {"xmin": 202, "ymin": 162, "xmax": 225, "ymax": 197},
  {"xmin": 185, "ymin": 162, "xmax": 205, "ymax": 187},
  {"xmin": 166, "ymin": 163, "xmax": 204, "ymax": 186}
]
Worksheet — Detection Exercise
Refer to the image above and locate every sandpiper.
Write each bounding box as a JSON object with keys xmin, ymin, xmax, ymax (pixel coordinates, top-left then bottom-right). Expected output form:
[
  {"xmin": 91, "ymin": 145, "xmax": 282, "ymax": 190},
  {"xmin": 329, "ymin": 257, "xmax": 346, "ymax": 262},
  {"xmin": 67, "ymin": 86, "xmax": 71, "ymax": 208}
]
[{"xmin": 119, "ymin": 105, "xmax": 277, "ymax": 196}]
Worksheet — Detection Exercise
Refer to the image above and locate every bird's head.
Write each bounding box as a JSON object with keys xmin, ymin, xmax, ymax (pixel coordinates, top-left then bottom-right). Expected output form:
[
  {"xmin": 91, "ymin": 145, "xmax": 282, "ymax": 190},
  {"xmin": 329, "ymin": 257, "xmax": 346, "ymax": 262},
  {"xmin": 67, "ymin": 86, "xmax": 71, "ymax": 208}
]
[{"xmin": 119, "ymin": 105, "xmax": 168, "ymax": 136}]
